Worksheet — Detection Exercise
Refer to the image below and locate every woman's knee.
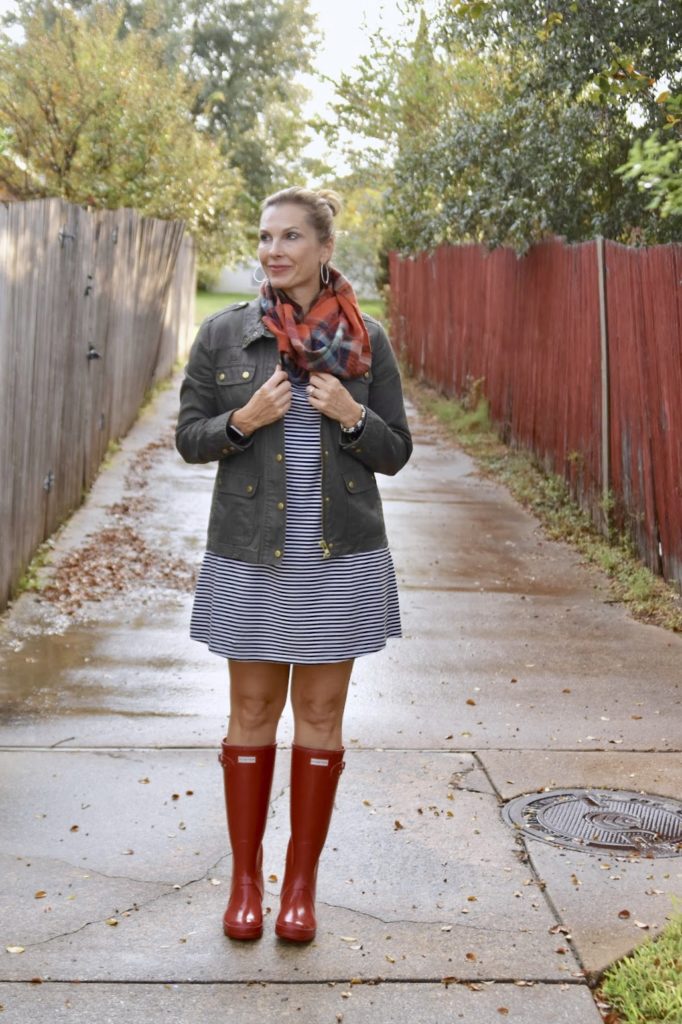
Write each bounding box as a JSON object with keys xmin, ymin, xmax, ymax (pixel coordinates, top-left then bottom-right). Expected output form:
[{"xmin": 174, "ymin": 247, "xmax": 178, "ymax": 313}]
[
  {"xmin": 291, "ymin": 666, "xmax": 352, "ymax": 736},
  {"xmin": 229, "ymin": 662, "xmax": 289, "ymax": 734}
]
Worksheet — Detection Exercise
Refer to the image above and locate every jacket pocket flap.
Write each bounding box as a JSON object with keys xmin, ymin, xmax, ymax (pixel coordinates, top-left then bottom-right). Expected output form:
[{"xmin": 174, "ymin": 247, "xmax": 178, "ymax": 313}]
[
  {"xmin": 343, "ymin": 472, "xmax": 375, "ymax": 494},
  {"xmin": 218, "ymin": 474, "xmax": 259, "ymax": 497},
  {"xmin": 215, "ymin": 363, "xmax": 256, "ymax": 385}
]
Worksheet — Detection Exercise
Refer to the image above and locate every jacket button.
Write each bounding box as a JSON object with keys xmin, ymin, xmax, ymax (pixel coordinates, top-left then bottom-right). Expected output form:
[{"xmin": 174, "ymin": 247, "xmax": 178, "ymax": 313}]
[
  {"xmin": 218, "ymin": 372, "xmax": 226, "ymax": 381},
  {"xmin": 363, "ymin": 371, "xmax": 369, "ymax": 379},
  {"xmin": 274, "ymin": 549, "xmax": 282, "ymax": 558},
  {"xmin": 276, "ymin": 453, "xmax": 284, "ymax": 462},
  {"xmin": 323, "ymin": 450, "xmax": 329, "ymax": 458},
  {"xmin": 241, "ymin": 370, "xmax": 250, "ymax": 379},
  {"xmin": 277, "ymin": 501, "xmax": 284, "ymax": 510},
  {"xmin": 246, "ymin": 484, "xmax": 254, "ymax": 494},
  {"xmin": 355, "ymin": 447, "xmax": 362, "ymax": 453},
  {"xmin": 324, "ymin": 496, "xmax": 330, "ymax": 504},
  {"xmin": 348, "ymin": 480, "xmax": 355, "ymax": 489},
  {"xmin": 222, "ymin": 447, "xmax": 229, "ymax": 454}
]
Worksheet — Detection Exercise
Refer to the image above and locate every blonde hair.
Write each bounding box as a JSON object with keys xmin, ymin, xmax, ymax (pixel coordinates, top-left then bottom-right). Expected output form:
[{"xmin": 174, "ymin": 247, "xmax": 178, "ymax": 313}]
[{"xmin": 260, "ymin": 187, "xmax": 342, "ymax": 243}]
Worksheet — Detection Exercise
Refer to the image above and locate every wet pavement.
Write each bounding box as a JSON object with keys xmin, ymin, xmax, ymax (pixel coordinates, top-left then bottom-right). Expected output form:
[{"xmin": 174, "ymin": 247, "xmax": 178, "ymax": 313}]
[{"xmin": 1, "ymin": 377, "xmax": 680, "ymax": 1023}]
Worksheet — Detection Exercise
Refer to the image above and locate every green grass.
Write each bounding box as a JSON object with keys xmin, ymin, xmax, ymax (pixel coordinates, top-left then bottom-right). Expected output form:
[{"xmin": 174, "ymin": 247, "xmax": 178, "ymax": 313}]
[
  {"xmin": 14, "ymin": 539, "xmax": 53, "ymax": 595},
  {"xmin": 405, "ymin": 373, "xmax": 682, "ymax": 634},
  {"xmin": 195, "ymin": 290, "xmax": 385, "ymax": 326},
  {"xmin": 599, "ymin": 915, "xmax": 682, "ymax": 1023}
]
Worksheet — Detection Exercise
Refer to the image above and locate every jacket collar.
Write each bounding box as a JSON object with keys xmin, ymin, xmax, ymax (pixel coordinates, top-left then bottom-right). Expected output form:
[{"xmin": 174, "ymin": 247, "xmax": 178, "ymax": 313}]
[{"xmin": 242, "ymin": 297, "xmax": 275, "ymax": 348}]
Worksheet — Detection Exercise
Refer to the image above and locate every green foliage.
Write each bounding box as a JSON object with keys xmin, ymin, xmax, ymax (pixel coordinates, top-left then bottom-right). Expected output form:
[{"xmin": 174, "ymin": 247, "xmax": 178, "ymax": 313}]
[
  {"xmin": 186, "ymin": 0, "xmax": 319, "ymax": 219},
  {"xmin": 600, "ymin": 914, "xmax": 682, "ymax": 1024},
  {"xmin": 328, "ymin": 0, "xmax": 682, "ymax": 253},
  {"xmin": 618, "ymin": 91, "xmax": 682, "ymax": 218},
  {"xmin": 0, "ymin": 2, "xmax": 246, "ymax": 264}
]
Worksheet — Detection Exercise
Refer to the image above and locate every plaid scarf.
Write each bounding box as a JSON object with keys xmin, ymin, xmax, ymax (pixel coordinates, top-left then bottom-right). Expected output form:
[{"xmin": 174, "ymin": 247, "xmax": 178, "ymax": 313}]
[{"xmin": 260, "ymin": 267, "xmax": 372, "ymax": 382}]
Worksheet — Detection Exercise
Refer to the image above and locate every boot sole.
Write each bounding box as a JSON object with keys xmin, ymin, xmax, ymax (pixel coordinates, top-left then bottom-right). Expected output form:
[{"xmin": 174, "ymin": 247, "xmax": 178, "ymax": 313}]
[
  {"xmin": 275, "ymin": 922, "xmax": 316, "ymax": 943},
  {"xmin": 224, "ymin": 922, "xmax": 263, "ymax": 941}
]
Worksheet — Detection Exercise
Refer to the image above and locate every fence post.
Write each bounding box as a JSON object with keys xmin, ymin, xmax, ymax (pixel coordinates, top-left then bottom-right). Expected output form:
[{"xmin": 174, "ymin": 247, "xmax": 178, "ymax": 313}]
[{"xmin": 596, "ymin": 235, "xmax": 611, "ymax": 537}]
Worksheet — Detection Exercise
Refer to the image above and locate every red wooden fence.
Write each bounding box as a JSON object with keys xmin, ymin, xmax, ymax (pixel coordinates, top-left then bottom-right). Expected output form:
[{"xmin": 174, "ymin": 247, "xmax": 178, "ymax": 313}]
[{"xmin": 389, "ymin": 238, "xmax": 682, "ymax": 589}]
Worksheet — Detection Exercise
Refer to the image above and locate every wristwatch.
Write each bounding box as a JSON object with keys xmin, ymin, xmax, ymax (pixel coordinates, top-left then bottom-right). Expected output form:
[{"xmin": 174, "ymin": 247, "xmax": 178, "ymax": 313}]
[
  {"xmin": 226, "ymin": 414, "xmax": 250, "ymax": 444},
  {"xmin": 340, "ymin": 405, "xmax": 366, "ymax": 436}
]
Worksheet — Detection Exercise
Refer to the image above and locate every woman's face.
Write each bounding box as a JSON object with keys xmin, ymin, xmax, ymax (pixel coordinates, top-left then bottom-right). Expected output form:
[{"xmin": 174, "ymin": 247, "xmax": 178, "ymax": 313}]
[{"xmin": 258, "ymin": 202, "xmax": 333, "ymax": 308}]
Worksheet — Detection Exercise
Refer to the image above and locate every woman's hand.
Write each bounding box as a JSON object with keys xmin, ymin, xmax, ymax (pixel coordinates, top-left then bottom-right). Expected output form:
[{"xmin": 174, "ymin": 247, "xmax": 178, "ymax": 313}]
[
  {"xmin": 231, "ymin": 366, "xmax": 291, "ymax": 435},
  {"xmin": 307, "ymin": 372, "xmax": 363, "ymax": 428}
]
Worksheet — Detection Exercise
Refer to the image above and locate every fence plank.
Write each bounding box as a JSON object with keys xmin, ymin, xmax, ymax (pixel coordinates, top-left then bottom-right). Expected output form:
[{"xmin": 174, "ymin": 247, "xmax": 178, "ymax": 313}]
[{"xmin": 0, "ymin": 198, "xmax": 195, "ymax": 609}]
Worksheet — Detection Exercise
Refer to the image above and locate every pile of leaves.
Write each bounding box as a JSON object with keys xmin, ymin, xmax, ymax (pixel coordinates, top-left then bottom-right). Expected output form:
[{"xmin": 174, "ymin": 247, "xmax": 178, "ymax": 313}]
[{"xmin": 40, "ymin": 525, "xmax": 196, "ymax": 613}]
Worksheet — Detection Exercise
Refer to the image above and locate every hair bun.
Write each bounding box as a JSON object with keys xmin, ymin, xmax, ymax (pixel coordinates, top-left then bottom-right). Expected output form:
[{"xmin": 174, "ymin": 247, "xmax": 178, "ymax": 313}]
[{"xmin": 316, "ymin": 189, "xmax": 342, "ymax": 218}]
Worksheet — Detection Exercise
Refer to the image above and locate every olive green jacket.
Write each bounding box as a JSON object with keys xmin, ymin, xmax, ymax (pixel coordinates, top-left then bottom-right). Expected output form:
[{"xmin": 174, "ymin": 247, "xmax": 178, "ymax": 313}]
[{"xmin": 175, "ymin": 298, "xmax": 412, "ymax": 565}]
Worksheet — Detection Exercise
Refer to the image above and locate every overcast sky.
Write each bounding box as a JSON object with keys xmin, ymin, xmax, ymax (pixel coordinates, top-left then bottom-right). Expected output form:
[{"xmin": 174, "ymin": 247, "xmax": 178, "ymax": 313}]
[{"xmin": 302, "ymin": 0, "xmax": 410, "ymax": 173}]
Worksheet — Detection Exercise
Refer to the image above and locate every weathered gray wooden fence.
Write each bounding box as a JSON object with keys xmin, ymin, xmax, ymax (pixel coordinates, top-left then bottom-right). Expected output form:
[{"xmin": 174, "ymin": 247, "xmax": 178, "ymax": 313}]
[{"xmin": 0, "ymin": 198, "xmax": 196, "ymax": 610}]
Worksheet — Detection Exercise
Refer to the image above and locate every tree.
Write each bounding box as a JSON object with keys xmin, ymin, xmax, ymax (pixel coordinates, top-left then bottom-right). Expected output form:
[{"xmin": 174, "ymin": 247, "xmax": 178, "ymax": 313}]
[
  {"xmin": 618, "ymin": 91, "xmax": 682, "ymax": 219},
  {"xmin": 327, "ymin": 0, "xmax": 682, "ymax": 253},
  {"xmin": 186, "ymin": 0, "xmax": 320, "ymax": 216},
  {"xmin": 0, "ymin": 2, "xmax": 246, "ymax": 265}
]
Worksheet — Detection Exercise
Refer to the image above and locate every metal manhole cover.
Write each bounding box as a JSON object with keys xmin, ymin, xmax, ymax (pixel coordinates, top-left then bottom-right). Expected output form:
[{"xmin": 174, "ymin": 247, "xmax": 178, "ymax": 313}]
[{"xmin": 502, "ymin": 789, "xmax": 682, "ymax": 858}]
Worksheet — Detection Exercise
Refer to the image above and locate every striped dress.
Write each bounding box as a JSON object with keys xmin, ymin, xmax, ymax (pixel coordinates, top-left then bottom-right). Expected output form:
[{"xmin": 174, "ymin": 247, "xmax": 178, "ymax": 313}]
[{"xmin": 189, "ymin": 382, "xmax": 402, "ymax": 663}]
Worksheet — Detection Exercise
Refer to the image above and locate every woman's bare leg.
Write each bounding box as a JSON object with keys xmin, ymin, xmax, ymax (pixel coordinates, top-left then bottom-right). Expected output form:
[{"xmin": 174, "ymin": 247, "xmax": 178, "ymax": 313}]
[
  {"xmin": 290, "ymin": 660, "xmax": 354, "ymax": 749},
  {"xmin": 226, "ymin": 660, "xmax": 290, "ymax": 745}
]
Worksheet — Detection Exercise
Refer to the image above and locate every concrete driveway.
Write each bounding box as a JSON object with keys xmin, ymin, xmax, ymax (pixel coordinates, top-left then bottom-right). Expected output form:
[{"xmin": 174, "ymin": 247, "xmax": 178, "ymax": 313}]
[{"xmin": 1, "ymin": 377, "xmax": 680, "ymax": 1023}]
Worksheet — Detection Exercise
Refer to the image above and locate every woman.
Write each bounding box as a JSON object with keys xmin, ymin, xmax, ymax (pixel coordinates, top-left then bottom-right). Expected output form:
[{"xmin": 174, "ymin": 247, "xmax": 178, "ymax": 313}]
[{"xmin": 176, "ymin": 186, "xmax": 412, "ymax": 943}]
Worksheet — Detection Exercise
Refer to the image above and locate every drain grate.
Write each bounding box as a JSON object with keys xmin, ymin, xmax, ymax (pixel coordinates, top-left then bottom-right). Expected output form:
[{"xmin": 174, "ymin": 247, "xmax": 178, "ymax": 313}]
[{"xmin": 502, "ymin": 789, "xmax": 682, "ymax": 858}]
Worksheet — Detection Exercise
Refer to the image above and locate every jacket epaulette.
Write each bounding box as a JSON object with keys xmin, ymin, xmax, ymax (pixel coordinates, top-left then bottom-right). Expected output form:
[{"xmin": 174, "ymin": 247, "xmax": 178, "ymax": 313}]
[{"xmin": 203, "ymin": 301, "xmax": 250, "ymax": 326}]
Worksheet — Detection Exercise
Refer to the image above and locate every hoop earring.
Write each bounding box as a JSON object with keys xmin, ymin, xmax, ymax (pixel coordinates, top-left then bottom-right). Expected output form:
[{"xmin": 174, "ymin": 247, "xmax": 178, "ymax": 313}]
[
  {"xmin": 253, "ymin": 264, "xmax": 266, "ymax": 284},
  {"xmin": 320, "ymin": 262, "xmax": 330, "ymax": 286}
]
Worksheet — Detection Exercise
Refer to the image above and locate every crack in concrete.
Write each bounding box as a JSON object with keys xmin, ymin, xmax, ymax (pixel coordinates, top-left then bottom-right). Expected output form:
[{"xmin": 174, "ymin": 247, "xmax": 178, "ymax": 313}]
[{"xmin": 12, "ymin": 852, "xmax": 230, "ymax": 953}]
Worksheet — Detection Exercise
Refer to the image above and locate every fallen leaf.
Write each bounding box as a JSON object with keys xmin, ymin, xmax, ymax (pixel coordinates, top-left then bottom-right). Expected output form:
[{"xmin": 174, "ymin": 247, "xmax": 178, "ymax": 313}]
[
  {"xmin": 340, "ymin": 936, "xmax": 358, "ymax": 943},
  {"xmin": 105, "ymin": 918, "xmax": 118, "ymax": 927},
  {"xmin": 209, "ymin": 879, "xmax": 221, "ymax": 886},
  {"xmin": 441, "ymin": 976, "xmax": 458, "ymax": 987},
  {"xmin": 120, "ymin": 850, "xmax": 134, "ymax": 856},
  {"xmin": 363, "ymin": 800, "xmax": 372, "ymax": 807},
  {"xmin": 393, "ymin": 820, "xmax": 404, "ymax": 831},
  {"xmin": 171, "ymin": 794, "xmax": 180, "ymax": 801},
  {"xmin": 634, "ymin": 921, "xmax": 651, "ymax": 930},
  {"xmin": 186, "ymin": 790, "xmax": 194, "ymax": 796},
  {"xmin": 466, "ymin": 699, "xmax": 476, "ymax": 706},
  {"xmin": 498, "ymin": 1010, "xmax": 509, "ymax": 1016},
  {"xmin": 70, "ymin": 825, "xmax": 79, "ymax": 833},
  {"xmin": 385, "ymin": 954, "xmax": 396, "ymax": 963},
  {"xmin": 267, "ymin": 874, "xmax": 278, "ymax": 883},
  {"xmin": 6, "ymin": 947, "xmax": 25, "ymax": 954},
  {"xmin": 441, "ymin": 925, "xmax": 452, "ymax": 932},
  {"xmin": 467, "ymin": 895, "xmax": 478, "ymax": 902},
  {"xmin": 138, "ymin": 777, "xmax": 150, "ymax": 784},
  {"xmin": 562, "ymin": 688, "xmax": 571, "ymax": 693},
  {"xmin": 34, "ymin": 891, "xmax": 47, "ymax": 900},
  {"xmin": 465, "ymin": 951, "xmax": 477, "ymax": 961},
  {"xmin": 618, "ymin": 909, "xmax": 631, "ymax": 919}
]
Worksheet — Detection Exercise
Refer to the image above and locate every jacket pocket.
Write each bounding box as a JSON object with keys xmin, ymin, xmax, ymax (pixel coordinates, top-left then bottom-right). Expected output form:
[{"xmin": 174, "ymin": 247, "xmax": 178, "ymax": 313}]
[
  {"xmin": 341, "ymin": 469, "xmax": 385, "ymax": 542},
  {"xmin": 214, "ymin": 362, "xmax": 257, "ymax": 410},
  {"xmin": 214, "ymin": 472, "xmax": 260, "ymax": 546}
]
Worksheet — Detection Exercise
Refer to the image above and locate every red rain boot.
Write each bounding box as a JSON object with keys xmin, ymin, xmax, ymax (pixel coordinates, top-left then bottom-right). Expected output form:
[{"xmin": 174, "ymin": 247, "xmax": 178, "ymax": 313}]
[
  {"xmin": 219, "ymin": 741, "xmax": 276, "ymax": 940},
  {"xmin": 275, "ymin": 744, "xmax": 345, "ymax": 943}
]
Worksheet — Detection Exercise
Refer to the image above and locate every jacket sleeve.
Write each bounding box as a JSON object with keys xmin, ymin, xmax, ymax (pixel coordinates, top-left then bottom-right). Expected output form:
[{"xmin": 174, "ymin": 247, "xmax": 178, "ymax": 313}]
[
  {"xmin": 340, "ymin": 320, "xmax": 412, "ymax": 476},
  {"xmin": 175, "ymin": 320, "xmax": 253, "ymax": 464}
]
